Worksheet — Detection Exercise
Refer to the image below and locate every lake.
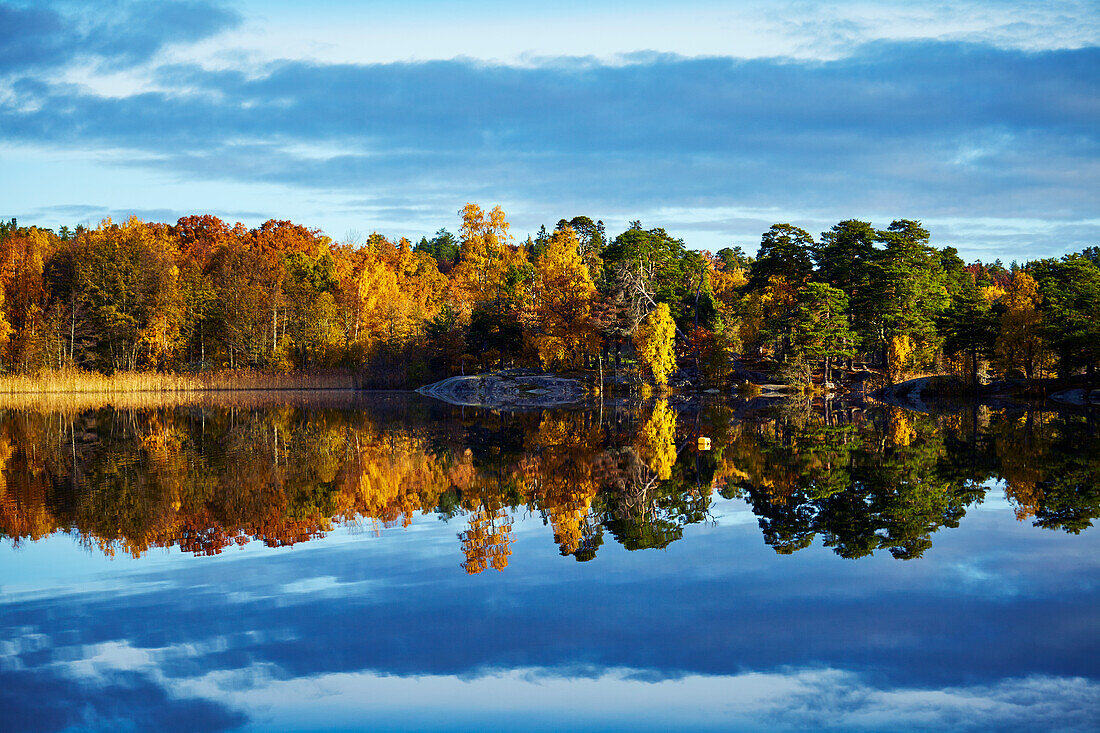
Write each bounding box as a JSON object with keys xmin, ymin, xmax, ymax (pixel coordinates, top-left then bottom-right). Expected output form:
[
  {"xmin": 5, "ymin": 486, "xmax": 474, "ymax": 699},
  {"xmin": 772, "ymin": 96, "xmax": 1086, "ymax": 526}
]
[{"xmin": 1, "ymin": 394, "xmax": 1097, "ymax": 732}]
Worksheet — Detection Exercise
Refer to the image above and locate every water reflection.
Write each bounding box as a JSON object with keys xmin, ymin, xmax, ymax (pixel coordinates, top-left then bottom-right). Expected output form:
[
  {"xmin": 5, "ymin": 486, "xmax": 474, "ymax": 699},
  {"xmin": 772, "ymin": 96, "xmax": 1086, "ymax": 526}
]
[
  {"xmin": 1, "ymin": 395, "xmax": 1098, "ymax": 731},
  {"xmin": 1, "ymin": 397, "xmax": 1096, "ymax": 566}
]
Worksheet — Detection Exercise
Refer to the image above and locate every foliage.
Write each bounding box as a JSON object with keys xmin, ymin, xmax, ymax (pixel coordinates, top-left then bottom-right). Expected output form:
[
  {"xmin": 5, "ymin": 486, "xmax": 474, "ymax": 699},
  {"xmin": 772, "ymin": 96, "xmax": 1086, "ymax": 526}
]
[
  {"xmin": 526, "ymin": 226, "xmax": 600, "ymax": 369},
  {"xmin": 4, "ymin": 399, "xmax": 1093, "ymax": 570},
  {"xmin": 633, "ymin": 303, "xmax": 676, "ymax": 386},
  {"xmin": 1032, "ymin": 254, "xmax": 1100, "ymax": 381},
  {"xmin": 748, "ymin": 224, "xmax": 815, "ymax": 290},
  {"xmin": 0, "ymin": 207, "xmax": 1095, "ymax": 390},
  {"xmin": 788, "ymin": 283, "xmax": 856, "ymax": 385}
]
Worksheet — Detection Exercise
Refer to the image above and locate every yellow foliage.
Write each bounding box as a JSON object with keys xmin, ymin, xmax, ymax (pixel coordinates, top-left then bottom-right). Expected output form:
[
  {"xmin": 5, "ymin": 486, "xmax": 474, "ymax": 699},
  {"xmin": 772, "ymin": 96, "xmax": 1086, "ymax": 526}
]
[
  {"xmin": 887, "ymin": 334, "xmax": 913, "ymax": 383},
  {"xmin": 343, "ymin": 242, "xmax": 446, "ymax": 347},
  {"xmin": 887, "ymin": 407, "xmax": 914, "ymax": 447},
  {"xmin": 981, "ymin": 284, "xmax": 1006, "ymax": 304},
  {"xmin": 337, "ymin": 435, "xmax": 450, "ymax": 527},
  {"xmin": 710, "ymin": 265, "xmax": 746, "ymax": 314},
  {"xmin": 1005, "ymin": 482, "xmax": 1043, "ymax": 521},
  {"xmin": 452, "ymin": 203, "xmax": 527, "ymax": 306},
  {"xmin": 994, "ymin": 271, "xmax": 1044, "ymax": 378},
  {"xmin": 528, "ymin": 226, "xmax": 600, "ymax": 369},
  {"xmin": 761, "ymin": 275, "xmax": 798, "ymax": 313},
  {"xmin": 738, "ymin": 291, "xmax": 764, "ymax": 352},
  {"xmin": 634, "ymin": 303, "xmax": 676, "ymax": 386},
  {"xmin": 524, "ymin": 413, "xmax": 601, "ymax": 555},
  {"xmin": 0, "ymin": 434, "xmax": 61, "ymax": 544},
  {"xmin": 0, "ymin": 290, "xmax": 13, "ymax": 355},
  {"xmin": 459, "ymin": 505, "xmax": 514, "ymax": 574},
  {"xmin": 138, "ymin": 265, "xmax": 182, "ymax": 368},
  {"xmin": 637, "ymin": 399, "xmax": 677, "ymax": 481}
]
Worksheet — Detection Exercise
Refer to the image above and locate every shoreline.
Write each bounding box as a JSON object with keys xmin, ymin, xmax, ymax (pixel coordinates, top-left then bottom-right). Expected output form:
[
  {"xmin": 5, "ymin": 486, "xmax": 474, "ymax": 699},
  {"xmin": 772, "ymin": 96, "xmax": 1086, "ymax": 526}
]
[{"xmin": 0, "ymin": 367, "xmax": 1094, "ymax": 413}]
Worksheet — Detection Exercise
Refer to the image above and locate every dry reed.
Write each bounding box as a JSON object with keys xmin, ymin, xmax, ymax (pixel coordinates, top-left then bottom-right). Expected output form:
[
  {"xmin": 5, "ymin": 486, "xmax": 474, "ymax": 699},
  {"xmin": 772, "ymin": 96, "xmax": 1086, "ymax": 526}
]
[
  {"xmin": 0, "ymin": 368, "xmax": 354, "ymax": 394},
  {"xmin": 0, "ymin": 390, "xmax": 369, "ymax": 413},
  {"xmin": 0, "ymin": 369, "xmax": 357, "ymax": 411}
]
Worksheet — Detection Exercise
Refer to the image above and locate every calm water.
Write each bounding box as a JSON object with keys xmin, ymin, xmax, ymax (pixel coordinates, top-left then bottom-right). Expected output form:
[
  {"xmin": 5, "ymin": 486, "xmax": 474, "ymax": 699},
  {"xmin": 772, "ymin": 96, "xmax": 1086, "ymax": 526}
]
[{"xmin": 1, "ymin": 395, "xmax": 1098, "ymax": 732}]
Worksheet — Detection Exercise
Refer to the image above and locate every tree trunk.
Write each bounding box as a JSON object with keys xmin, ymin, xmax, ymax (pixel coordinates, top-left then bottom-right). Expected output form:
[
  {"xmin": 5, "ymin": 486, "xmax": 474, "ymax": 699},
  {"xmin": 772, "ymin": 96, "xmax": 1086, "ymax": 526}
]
[{"xmin": 972, "ymin": 347, "xmax": 979, "ymax": 395}]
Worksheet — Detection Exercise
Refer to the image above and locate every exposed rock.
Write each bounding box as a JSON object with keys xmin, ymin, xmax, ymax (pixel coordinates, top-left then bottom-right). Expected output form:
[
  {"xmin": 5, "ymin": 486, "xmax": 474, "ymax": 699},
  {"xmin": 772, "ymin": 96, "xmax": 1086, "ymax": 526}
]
[
  {"xmin": 416, "ymin": 372, "xmax": 589, "ymax": 408},
  {"xmin": 874, "ymin": 376, "xmax": 935, "ymax": 411},
  {"xmin": 1050, "ymin": 388, "xmax": 1100, "ymax": 406},
  {"xmin": 731, "ymin": 365, "xmax": 772, "ymax": 384}
]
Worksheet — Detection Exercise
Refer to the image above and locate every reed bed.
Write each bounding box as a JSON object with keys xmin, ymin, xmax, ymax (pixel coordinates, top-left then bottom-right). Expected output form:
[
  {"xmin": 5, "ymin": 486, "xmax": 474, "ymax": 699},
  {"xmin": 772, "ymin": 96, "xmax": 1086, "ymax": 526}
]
[
  {"xmin": 196, "ymin": 370, "xmax": 355, "ymax": 392},
  {"xmin": 0, "ymin": 369, "xmax": 359, "ymax": 412},
  {"xmin": 0, "ymin": 368, "xmax": 355, "ymax": 395},
  {"xmin": 0, "ymin": 389, "xmax": 368, "ymax": 413}
]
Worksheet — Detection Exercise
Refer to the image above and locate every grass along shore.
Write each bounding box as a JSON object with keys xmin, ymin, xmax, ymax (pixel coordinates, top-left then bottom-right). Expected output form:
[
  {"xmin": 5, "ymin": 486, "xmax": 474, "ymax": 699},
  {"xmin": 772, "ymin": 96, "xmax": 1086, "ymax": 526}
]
[{"xmin": 0, "ymin": 369, "xmax": 356, "ymax": 395}]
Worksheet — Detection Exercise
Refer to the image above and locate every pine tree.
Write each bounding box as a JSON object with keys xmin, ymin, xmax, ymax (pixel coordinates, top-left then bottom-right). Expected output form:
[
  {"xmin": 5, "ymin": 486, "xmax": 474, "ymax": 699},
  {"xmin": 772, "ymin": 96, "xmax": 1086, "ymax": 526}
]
[{"xmin": 790, "ymin": 283, "xmax": 856, "ymax": 386}]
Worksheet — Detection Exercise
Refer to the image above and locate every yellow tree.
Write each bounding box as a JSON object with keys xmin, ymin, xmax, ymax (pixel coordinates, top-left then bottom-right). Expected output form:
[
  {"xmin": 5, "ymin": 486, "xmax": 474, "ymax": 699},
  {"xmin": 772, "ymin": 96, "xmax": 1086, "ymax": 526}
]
[
  {"xmin": 73, "ymin": 217, "xmax": 184, "ymax": 370},
  {"xmin": 637, "ymin": 398, "xmax": 677, "ymax": 481},
  {"xmin": 0, "ymin": 289, "xmax": 14, "ymax": 362},
  {"xmin": 459, "ymin": 505, "xmax": 514, "ymax": 574},
  {"xmin": 709, "ymin": 260, "xmax": 747, "ymax": 326},
  {"xmin": 450, "ymin": 204, "xmax": 531, "ymax": 368},
  {"xmin": 356, "ymin": 253, "xmax": 405, "ymax": 344},
  {"xmin": 758, "ymin": 274, "xmax": 800, "ymax": 360},
  {"xmin": 0, "ymin": 227, "xmax": 51, "ymax": 370},
  {"xmin": 453, "ymin": 203, "xmax": 516, "ymax": 305},
  {"xmin": 528, "ymin": 226, "xmax": 600, "ymax": 369},
  {"xmin": 525, "ymin": 413, "xmax": 601, "ymax": 556},
  {"xmin": 387, "ymin": 237, "xmax": 447, "ymax": 339},
  {"xmin": 335, "ymin": 433, "xmax": 450, "ymax": 529},
  {"xmin": 634, "ymin": 303, "xmax": 676, "ymax": 386},
  {"xmin": 887, "ymin": 334, "xmax": 913, "ymax": 384},
  {"xmin": 994, "ymin": 271, "xmax": 1044, "ymax": 379},
  {"xmin": 331, "ymin": 243, "xmax": 370, "ymax": 349},
  {"xmin": 336, "ymin": 235, "xmax": 447, "ymax": 352}
]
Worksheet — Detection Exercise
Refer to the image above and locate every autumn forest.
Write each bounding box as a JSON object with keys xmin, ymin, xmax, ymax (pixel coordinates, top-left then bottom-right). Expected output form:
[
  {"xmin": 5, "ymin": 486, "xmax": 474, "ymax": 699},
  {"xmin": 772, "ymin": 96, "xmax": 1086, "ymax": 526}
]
[
  {"xmin": 0, "ymin": 205, "xmax": 1097, "ymax": 392},
  {"xmin": 2, "ymin": 398, "xmax": 1096, "ymax": 573}
]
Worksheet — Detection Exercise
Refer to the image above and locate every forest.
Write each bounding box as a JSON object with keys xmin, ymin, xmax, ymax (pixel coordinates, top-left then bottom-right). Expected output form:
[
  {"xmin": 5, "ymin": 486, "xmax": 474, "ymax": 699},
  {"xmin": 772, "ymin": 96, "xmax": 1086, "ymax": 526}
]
[
  {"xmin": 0, "ymin": 205, "xmax": 1097, "ymax": 391},
  {"xmin": 1, "ymin": 400, "xmax": 1095, "ymax": 569}
]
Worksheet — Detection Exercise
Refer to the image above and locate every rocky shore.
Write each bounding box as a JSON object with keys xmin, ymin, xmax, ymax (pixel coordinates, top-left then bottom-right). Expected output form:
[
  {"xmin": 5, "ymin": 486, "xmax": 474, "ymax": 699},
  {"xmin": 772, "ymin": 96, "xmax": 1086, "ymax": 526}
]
[{"xmin": 416, "ymin": 370, "xmax": 589, "ymax": 408}]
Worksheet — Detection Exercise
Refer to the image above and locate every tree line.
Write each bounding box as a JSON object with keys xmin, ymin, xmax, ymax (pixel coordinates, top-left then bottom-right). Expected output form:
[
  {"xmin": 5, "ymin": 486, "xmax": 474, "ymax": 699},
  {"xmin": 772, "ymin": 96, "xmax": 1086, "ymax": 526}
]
[
  {"xmin": 0, "ymin": 207, "xmax": 1096, "ymax": 388},
  {"xmin": 1, "ymin": 400, "xmax": 1094, "ymax": 567}
]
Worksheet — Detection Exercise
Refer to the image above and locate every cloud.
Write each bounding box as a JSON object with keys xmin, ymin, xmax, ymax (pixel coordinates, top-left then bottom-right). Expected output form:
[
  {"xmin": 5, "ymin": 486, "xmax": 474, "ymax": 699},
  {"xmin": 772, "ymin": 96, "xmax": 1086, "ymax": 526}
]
[
  {"xmin": 2, "ymin": 34, "xmax": 1098, "ymax": 257},
  {"xmin": 1, "ymin": 464, "xmax": 1098, "ymax": 729},
  {"xmin": 27, "ymin": 203, "xmax": 272, "ymax": 227},
  {"xmin": 0, "ymin": 0, "xmax": 241, "ymax": 76},
  {"xmin": 3, "ymin": 500, "xmax": 1098, "ymax": 690},
  {"xmin": 0, "ymin": 665, "xmax": 245, "ymax": 733}
]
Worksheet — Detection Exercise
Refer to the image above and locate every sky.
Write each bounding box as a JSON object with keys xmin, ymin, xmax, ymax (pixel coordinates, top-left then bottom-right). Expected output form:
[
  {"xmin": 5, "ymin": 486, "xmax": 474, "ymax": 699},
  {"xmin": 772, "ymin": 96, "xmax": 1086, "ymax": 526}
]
[
  {"xmin": 3, "ymin": 483, "xmax": 1099, "ymax": 731},
  {"xmin": 1, "ymin": 0, "xmax": 1098, "ymax": 261}
]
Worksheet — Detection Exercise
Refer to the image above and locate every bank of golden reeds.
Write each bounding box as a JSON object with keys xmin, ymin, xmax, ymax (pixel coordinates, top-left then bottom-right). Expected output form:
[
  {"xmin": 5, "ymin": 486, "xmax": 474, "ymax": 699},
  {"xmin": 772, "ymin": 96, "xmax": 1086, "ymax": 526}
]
[
  {"xmin": 0, "ymin": 390, "xmax": 370, "ymax": 413},
  {"xmin": 0, "ymin": 368, "xmax": 354, "ymax": 394},
  {"xmin": 0, "ymin": 369, "xmax": 357, "ymax": 411}
]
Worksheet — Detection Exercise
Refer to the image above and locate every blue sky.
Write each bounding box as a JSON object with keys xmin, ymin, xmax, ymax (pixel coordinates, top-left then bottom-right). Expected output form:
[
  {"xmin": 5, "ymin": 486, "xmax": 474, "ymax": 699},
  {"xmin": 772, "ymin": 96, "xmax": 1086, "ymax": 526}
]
[
  {"xmin": 1, "ymin": 0, "xmax": 1098, "ymax": 261},
  {"xmin": 3, "ymin": 487, "xmax": 1099, "ymax": 731}
]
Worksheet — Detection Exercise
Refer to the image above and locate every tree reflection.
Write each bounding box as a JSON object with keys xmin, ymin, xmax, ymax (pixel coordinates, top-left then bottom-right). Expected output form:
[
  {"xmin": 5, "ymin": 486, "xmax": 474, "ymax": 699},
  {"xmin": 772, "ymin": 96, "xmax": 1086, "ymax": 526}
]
[
  {"xmin": 459, "ymin": 504, "xmax": 514, "ymax": 574},
  {"xmin": 0, "ymin": 399, "xmax": 1096, "ymax": 569}
]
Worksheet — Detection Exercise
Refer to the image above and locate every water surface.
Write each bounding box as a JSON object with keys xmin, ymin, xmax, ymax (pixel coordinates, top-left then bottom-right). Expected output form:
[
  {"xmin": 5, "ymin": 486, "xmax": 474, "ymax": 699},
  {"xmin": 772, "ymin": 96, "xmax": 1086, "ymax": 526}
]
[{"xmin": 1, "ymin": 395, "xmax": 1097, "ymax": 731}]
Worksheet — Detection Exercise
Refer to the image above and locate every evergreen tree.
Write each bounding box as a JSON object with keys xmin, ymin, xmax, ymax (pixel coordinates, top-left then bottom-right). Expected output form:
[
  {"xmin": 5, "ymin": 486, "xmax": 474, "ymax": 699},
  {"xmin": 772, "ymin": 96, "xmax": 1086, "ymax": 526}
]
[
  {"xmin": 868, "ymin": 220, "xmax": 948, "ymax": 378},
  {"xmin": 790, "ymin": 283, "xmax": 857, "ymax": 386},
  {"xmin": 940, "ymin": 275, "xmax": 997, "ymax": 390},
  {"xmin": 748, "ymin": 224, "xmax": 815, "ymax": 290},
  {"xmin": 1032, "ymin": 254, "xmax": 1100, "ymax": 384}
]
